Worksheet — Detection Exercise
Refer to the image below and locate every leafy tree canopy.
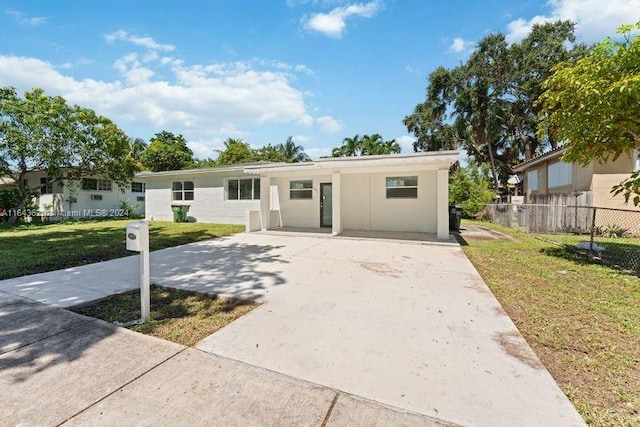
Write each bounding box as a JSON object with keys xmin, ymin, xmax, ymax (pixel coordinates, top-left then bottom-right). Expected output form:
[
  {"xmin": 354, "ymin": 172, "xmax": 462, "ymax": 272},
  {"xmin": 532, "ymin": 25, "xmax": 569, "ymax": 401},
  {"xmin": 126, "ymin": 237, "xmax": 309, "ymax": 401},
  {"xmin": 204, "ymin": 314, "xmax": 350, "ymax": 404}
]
[
  {"xmin": 331, "ymin": 134, "xmax": 400, "ymax": 157},
  {"xmin": 139, "ymin": 131, "xmax": 194, "ymax": 172},
  {"xmin": 538, "ymin": 22, "xmax": 640, "ymax": 205},
  {"xmin": 449, "ymin": 159, "xmax": 496, "ymax": 218},
  {"xmin": 538, "ymin": 22, "xmax": 640, "ymax": 165},
  {"xmin": 404, "ymin": 20, "xmax": 587, "ymax": 191},
  {"xmin": 214, "ymin": 136, "xmax": 310, "ymax": 165},
  {"xmin": 0, "ymin": 86, "xmax": 135, "ymax": 223}
]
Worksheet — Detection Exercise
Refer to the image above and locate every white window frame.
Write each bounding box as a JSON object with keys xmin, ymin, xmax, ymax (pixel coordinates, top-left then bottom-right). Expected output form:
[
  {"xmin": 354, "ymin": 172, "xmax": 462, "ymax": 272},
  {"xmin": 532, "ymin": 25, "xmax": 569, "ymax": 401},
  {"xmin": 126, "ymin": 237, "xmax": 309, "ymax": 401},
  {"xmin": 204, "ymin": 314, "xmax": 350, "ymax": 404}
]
[
  {"xmin": 527, "ymin": 170, "xmax": 538, "ymax": 191},
  {"xmin": 40, "ymin": 177, "xmax": 54, "ymax": 194},
  {"xmin": 226, "ymin": 178, "xmax": 260, "ymax": 201},
  {"xmin": 131, "ymin": 182, "xmax": 145, "ymax": 193},
  {"xmin": 82, "ymin": 178, "xmax": 112, "ymax": 192},
  {"xmin": 548, "ymin": 162, "xmax": 572, "ymax": 188},
  {"xmin": 385, "ymin": 176, "xmax": 418, "ymax": 199},
  {"xmin": 172, "ymin": 181, "xmax": 194, "ymax": 201},
  {"xmin": 290, "ymin": 180, "xmax": 313, "ymax": 200}
]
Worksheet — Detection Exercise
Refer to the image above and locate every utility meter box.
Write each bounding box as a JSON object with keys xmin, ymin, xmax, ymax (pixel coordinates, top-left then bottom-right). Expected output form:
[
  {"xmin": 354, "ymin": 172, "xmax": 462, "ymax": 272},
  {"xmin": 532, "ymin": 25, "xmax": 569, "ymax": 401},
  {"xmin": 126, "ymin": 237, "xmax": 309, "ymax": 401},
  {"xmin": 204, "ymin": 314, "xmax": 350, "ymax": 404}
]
[{"xmin": 126, "ymin": 220, "xmax": 149, "ymax": 252}]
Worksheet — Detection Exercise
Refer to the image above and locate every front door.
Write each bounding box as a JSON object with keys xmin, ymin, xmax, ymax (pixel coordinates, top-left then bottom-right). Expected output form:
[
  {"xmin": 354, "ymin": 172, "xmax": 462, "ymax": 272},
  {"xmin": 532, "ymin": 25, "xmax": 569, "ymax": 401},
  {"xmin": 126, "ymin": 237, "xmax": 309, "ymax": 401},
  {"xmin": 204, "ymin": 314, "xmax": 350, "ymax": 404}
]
[{"xmin": 320, "ymin": 183, "xmax": 332, "ymax": 228}]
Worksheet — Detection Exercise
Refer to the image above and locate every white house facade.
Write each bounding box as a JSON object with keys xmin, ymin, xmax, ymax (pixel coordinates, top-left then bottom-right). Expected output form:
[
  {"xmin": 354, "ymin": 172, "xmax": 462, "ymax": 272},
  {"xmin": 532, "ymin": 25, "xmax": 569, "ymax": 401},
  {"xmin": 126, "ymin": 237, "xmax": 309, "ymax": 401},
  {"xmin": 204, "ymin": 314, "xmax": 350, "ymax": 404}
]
[
  {"xmin": 137, "ymin": 152, "xmax": 458, "ymax": 240},
  {"xmin": 2, "ymin": 171, "xmax": 146, "ymax": 219}
]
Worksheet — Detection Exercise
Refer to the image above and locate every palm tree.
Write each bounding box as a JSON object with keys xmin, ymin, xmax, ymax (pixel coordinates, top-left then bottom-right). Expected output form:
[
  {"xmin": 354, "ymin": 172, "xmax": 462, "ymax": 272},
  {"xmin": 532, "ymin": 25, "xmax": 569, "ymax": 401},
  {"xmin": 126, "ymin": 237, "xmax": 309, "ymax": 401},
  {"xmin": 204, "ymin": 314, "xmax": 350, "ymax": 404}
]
[
  {"xmin": 277, "ymin": 136, "xmax": 310, "ymax": 163},
  {"xmin": 332, "ymin": 134, "xmax": 363, "ymax": 157}
]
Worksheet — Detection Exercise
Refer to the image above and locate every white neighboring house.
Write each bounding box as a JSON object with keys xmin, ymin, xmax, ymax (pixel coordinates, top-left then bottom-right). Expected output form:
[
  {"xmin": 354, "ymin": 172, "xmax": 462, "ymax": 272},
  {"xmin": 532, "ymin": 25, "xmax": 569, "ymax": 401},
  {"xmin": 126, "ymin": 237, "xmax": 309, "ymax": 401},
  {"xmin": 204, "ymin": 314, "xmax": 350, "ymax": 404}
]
[
  {"xmin": 137, "ymin": 151, "xmax": 458, "ymax": 239},
  {"xmin": 1, "ymin": 171, "xmax": 145, "ymax": 219}
]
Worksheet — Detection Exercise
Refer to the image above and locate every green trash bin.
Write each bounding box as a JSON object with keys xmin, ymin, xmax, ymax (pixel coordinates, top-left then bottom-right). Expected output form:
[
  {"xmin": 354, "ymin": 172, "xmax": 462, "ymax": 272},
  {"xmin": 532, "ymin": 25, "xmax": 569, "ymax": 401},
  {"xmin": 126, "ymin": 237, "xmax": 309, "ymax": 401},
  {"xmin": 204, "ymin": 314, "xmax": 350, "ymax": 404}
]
[{"xmin": 171, "ymin": 205, "xmax": 190, "ymax": 222}]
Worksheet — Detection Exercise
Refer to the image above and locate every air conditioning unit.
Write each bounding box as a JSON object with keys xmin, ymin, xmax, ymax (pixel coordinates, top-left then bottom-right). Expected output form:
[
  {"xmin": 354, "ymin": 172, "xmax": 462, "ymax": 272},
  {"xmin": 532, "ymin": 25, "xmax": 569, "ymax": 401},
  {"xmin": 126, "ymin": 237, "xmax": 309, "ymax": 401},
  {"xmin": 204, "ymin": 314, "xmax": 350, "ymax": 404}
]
[
  {"xmin": 90, "ymin": 194, "xmax": 103, "ymax": 201},
  {"xmin": 137, "ymin": 196, "xmax": 145, "ymax": 202}
]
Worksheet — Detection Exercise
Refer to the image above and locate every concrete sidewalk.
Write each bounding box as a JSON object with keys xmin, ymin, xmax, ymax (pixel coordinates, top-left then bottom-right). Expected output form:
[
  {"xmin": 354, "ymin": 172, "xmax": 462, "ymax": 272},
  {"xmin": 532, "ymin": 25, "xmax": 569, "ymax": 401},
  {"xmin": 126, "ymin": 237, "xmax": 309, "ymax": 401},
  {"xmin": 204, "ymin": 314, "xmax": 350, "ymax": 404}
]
[{"xmin": 0, "ymin": 292, "xmax": 453, "ymax": 426}]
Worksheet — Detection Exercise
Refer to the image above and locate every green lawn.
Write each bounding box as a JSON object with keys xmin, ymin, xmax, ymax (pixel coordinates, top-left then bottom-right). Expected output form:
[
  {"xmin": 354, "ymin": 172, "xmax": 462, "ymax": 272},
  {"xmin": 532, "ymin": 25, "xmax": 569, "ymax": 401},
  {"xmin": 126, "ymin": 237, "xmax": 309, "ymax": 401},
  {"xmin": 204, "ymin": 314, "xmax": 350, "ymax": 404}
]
[
  {"xmin": 461, "ymin": 220, "xmax": 640, "ymax": 426},
  {"xmin": 0, "ymin": 219, "xmax": 244, "ymax": 280},
  {"xmin": 71, "ymin": 285, "xmax": 257, "ymax": 347}
]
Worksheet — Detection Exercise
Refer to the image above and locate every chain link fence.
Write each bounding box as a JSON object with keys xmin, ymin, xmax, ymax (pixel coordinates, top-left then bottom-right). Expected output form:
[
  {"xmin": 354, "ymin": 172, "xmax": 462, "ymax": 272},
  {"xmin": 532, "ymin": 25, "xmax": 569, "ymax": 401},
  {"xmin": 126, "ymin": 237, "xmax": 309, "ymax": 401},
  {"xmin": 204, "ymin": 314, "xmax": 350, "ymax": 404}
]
[{"xmin": 484, "ymin": 204, "xmax": 640, "ymax": 272}]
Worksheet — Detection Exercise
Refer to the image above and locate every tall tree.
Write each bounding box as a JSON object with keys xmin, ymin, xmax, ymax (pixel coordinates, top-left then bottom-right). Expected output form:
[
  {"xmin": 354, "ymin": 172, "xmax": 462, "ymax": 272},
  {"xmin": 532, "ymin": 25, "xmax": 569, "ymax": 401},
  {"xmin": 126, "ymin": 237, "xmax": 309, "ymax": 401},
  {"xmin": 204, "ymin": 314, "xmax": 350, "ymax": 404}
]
[
  {"xmin": 215, "ymin": 138, "xmax": 257, "ymax": 165},
  {"xmin": 404, "ymin": 21, "xmax": 587, "ymax": 190},
  {"xmin": 276, "ymin": 136, "xmax": 310, "ymax": 162},
  {"xmin": 0, "ymin": 87, "xmax": 135, "ymax": 224},
  {"xmin": 139, "ymin": 131, "xmax": 193, "ymax": 172},
  {"xmin": 538, "ymin": 22, "xmax": 640, "ymax": 204},
  {"xmin": 331, "ymin": 134, "xmax": 400, "ymax": 157}
]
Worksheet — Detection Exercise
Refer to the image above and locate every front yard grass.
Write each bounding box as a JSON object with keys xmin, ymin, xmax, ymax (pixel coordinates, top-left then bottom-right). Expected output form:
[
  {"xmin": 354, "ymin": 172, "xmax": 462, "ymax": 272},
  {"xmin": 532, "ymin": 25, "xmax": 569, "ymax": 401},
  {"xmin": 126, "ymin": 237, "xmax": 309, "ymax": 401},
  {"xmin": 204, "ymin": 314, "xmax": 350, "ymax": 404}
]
[
  {"xmin": 71, "ymin": 285, "xmax": 256, "ymax": 346},
  {"xmin": 0, "ymin": 219, "xmax": 244, "ymax": 279},
  {"xmin": 461, "ymin": 220, "xmax": 640, "ymax": 426}
]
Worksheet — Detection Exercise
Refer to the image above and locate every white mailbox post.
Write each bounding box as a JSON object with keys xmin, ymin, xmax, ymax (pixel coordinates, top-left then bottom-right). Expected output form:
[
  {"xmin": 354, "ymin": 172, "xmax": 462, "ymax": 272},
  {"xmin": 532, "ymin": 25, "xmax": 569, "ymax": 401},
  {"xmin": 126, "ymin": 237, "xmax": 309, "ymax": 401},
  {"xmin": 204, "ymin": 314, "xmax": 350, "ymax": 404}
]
[{"xmin": 126, "ymin": 220, "xmax": 150, "ymax": 322}]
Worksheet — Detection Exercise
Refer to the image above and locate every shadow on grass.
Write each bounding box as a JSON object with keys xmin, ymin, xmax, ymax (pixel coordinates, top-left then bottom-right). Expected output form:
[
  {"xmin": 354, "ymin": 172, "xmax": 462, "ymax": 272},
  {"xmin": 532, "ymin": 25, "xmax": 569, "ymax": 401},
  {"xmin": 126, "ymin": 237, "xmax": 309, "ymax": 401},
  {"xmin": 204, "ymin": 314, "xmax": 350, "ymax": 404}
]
[{"xmin": 540, "ymin": 244, "xmax": 639, "ymax": 277}]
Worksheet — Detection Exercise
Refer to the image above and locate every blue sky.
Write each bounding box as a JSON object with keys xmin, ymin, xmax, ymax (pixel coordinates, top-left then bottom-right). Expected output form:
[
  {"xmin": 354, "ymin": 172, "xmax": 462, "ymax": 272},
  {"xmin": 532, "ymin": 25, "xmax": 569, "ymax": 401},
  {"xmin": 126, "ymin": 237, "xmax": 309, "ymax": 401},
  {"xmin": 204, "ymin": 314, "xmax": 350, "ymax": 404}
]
[{"xmin": 0, "ymin": 0, "xmax": 638, "ymax": 160}]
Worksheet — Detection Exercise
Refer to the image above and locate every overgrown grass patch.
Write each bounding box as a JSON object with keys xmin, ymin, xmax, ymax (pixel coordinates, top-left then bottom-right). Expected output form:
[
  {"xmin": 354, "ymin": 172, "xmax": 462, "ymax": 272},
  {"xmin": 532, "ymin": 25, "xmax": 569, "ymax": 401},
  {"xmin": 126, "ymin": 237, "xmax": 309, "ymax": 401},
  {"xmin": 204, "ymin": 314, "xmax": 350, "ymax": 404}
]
[
  {"xmin": 0, "ymin": 219, "xmax": 244, "ymax": 279},
  {"xmin": 461, "ymin": 221, "xmax": 640, "ymax": 426},
  {"xmin": 71, "ymin": 285, "xmax": 257, "ymax": 347}
]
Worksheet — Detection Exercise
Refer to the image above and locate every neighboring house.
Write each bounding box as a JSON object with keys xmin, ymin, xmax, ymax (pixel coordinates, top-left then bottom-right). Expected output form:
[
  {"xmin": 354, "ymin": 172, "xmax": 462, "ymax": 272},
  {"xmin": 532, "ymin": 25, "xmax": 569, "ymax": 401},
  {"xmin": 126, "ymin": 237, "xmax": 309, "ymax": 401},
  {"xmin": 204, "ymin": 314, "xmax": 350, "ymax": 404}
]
[
  {"xmin": 137, "ymin": 152, "xmax": 458, "ymax": 239},
  {"xmin": 0, "ymin": 171, "xmax": 145, "ymax": 219},
  {"xmin": 512, "ymin": 146, "xmax": 640, "ymax": 210}
]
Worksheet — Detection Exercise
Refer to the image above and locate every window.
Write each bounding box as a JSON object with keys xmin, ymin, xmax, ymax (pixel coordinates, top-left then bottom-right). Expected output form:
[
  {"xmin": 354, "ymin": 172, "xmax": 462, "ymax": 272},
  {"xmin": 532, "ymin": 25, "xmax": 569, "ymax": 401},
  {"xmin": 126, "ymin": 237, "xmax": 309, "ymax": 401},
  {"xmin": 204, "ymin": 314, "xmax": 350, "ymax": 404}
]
[
  {"xmin": 548, "ymin": 162, "xmax": 572, "ymax": 188},
  {"xmin": 634, "ymin": 149, "xmax": 640, "ymax": 172},
  {"xmin": 290, "ymin": 180, "xmax": 312, "ymax": 199},
  {"xmin": 527, "ymin": 170, "xmax": 538, "ymax": 191},
  {"xmin": 82, "ymin": 178, "xmax": 112, "ymax": 191},
  {"xmin": 131, "ymin": 182, "xmax": 145, "ymax": 193},
  {"xmin": 386, "ymin": 176, "xmax": 418, "ymax": 199},
  {"xmin": 40, "ymin": 177, "xmax": 53, "ymax": 194},
  {"xmin": 227, "ymin": 178, "xmax": 260, "ymax": 200},
  {"xmin": 172, "ymin": 181, "xmax": 194, "ymax": 201}
]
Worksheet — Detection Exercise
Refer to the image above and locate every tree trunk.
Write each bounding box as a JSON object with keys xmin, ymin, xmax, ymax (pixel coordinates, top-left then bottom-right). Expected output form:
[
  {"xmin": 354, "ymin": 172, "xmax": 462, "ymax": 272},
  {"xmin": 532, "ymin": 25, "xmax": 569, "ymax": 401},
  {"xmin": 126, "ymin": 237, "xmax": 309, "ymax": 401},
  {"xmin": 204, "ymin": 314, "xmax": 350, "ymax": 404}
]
[{"xmin": 6, "ymin": 192, "xmax": 31, "ymax": 225}]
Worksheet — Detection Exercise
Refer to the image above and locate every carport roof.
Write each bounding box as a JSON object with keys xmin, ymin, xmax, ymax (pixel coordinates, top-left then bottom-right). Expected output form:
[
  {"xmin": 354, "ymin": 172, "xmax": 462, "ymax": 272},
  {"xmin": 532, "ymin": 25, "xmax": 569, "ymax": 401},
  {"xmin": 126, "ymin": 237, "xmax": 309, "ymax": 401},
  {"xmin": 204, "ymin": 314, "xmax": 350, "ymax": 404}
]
[{"xmin": 244, "ymin": 151, "xmax": 459, "ymax": 175}]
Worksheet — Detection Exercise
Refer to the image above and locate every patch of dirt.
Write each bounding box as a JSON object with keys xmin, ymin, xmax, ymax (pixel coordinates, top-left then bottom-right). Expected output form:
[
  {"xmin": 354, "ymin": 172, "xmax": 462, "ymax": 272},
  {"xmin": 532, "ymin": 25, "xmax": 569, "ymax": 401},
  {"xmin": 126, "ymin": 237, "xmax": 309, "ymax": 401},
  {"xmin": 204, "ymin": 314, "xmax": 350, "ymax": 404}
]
[
  {"xmin": 360, "ymin": 262, "xmax": 403, "ymax": 278},
  {"xmin": 496, "ymin": 331, "xmax": 544, "ymax": 370},
  {"xmin": 458, "ymin": 226, "xmax": 516, "ymax": 242}
]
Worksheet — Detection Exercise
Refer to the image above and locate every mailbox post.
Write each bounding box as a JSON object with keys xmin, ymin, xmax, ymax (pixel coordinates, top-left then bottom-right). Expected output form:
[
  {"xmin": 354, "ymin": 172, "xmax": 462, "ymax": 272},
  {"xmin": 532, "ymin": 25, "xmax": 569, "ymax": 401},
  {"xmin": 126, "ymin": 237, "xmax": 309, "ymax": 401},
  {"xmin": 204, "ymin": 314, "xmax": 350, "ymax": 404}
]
[{"xmin": 126, "ymin": 220, "xmax": 150, "ymax": 322}]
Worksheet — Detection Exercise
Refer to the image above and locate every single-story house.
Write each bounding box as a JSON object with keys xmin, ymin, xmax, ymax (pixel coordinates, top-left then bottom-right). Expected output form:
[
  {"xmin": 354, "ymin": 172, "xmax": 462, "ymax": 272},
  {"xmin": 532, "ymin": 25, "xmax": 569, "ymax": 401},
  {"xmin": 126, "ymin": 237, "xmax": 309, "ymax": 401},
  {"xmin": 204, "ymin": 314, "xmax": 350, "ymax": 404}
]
[
  {"xmin": 0, "ymin": 171, "xmax": 146, "ymax": 219},
  {"xmin": 512, "ymin": 146, "xmax": 640, "ymax": 210},
  {"xmin": 137, "ymin": 151, "xmax": 459, "ymax": 239}
]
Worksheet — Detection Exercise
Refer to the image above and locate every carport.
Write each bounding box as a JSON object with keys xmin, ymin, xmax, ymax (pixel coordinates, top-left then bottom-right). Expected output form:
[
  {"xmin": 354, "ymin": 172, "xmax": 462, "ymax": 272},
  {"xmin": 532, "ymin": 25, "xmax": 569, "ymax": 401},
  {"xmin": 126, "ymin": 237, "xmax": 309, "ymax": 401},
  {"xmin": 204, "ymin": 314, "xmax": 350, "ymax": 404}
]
[{"xmin": 244, "ymin": 151, "xmax": 458, "ymax": 240}]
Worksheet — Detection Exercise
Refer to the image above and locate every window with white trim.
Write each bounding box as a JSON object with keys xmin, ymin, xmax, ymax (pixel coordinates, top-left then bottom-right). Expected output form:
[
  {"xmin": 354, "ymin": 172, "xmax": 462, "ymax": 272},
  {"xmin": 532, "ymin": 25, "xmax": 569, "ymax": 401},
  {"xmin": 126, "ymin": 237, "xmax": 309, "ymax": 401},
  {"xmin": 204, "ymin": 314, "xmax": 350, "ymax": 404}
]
[
  {"xmin": 131, "ymin": 182, "xmax": 145, "ymax": 193},
  {"xmin": 386, "ymin": 176, "xmax": 418, "ymax": 199},
  {"xmin": 290, "ymin": 180, "xmax": 313, "ymax": 199},
  {"xmin": 40, "ymin": 177, "xmax": 54, "ymax": 194},
  {"xmin": 227, "ymin": 178, "xmax": 260, "ymax": 200},
  {"xmin": 548, "ymin": 162, "xmax": 572, "ymax": 188},
  {"xmin": 172, "ymin": 181, "xmax": 194, "ymax": 201},
  {"xmin": 82, "ymin": 178, "xmax": 112, "ymax": 191},
  {"xmin": 527, "ymin": 170, "xmax": 538, "ymax": 191}
]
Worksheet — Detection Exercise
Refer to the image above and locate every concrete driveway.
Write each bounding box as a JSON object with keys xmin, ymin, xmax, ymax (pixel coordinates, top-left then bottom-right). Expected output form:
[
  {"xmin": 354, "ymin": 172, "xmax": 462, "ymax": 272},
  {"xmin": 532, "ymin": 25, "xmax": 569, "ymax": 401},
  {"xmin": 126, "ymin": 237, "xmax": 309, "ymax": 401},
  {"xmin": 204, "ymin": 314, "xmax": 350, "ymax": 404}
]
[{"xmin": 0, "ymin": 231, "xmax": 585, "ymax": 426}]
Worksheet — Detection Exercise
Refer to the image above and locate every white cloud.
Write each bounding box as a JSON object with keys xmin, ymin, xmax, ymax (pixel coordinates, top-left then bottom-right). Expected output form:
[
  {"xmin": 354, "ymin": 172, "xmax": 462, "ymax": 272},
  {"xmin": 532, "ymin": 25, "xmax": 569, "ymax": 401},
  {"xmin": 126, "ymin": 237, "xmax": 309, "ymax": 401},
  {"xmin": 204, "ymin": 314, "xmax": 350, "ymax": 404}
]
[
  {"xmin": 449, "ymin": 37, "xmax": 474, "ymax": 54},
  {"xmin": 395, "ymin": 135, "xmax": 416, "ymax": 154},
  {"xmin": 187, "ymin": 141, "xmax": 217, "ymax": 159},
  {"xmin": 316, "ymin": 116, "xmax": 344, "ymax": 133},
  {"xmin": 6, "ymin": 9, "xmax": 48, "ymax": 26},
  {"xmin": 404, "ymin": 65, "xmax": 422, "ymax": 75},
  {"xmin": 0, "ymin": 54, "xmax": 314, "ymax": 140},
  {"xmin": 506, "ymin": 0, "xmax": 640, "ymax": 43},
  {"xmin": 105, "ymin": 30, "xmax": 175, "ymax": 52},
  {"xmin": 302, "ymin": 1, "xmax": 381, "ymax": 38}
]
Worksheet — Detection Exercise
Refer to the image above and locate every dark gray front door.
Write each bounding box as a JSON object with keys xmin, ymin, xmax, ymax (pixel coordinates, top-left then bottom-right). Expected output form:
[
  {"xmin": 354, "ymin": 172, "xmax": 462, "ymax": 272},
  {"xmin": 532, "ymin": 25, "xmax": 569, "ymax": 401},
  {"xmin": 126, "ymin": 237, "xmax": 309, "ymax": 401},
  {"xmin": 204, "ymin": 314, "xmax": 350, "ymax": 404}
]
[{"xmin": 320, "ymin": 183, "xmax": 332, "ymax": 228}]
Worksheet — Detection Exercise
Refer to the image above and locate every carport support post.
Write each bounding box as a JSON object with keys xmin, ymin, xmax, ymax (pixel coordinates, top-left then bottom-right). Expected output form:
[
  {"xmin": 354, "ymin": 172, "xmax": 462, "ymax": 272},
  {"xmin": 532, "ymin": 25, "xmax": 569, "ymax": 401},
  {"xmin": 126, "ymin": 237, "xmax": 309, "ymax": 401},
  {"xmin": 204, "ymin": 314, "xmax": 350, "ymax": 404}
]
[
  {"xmin": 436, "ymin": 168, "xmax": 449, "ymax": 240},
  {"xmin": 260, "ymin": 176, "xmax": 271, "ymax": 231},
  {"xmin": 332, "ymin": 172, "xmax": 342, "ymax": 235}
]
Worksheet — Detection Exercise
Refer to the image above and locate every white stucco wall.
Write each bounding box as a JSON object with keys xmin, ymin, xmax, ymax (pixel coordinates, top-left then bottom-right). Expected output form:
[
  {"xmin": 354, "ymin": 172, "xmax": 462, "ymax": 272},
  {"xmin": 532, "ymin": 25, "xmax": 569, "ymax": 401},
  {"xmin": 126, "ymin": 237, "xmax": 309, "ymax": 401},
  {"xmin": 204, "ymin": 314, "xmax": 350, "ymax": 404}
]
[
  {"xmin": 143, "ymin": 171, "xmax": 259, "ymax": 224},
  {"xmin": 270, "ymin": 170, "xmax": 437, "ymax": 232},
  {"xmin": 341, "ymin": 171, "xmax": 437, "ymax": 233},
  {"xmin": 273, "ymin": 175, "xmax": 332, "ymax": 228}
]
